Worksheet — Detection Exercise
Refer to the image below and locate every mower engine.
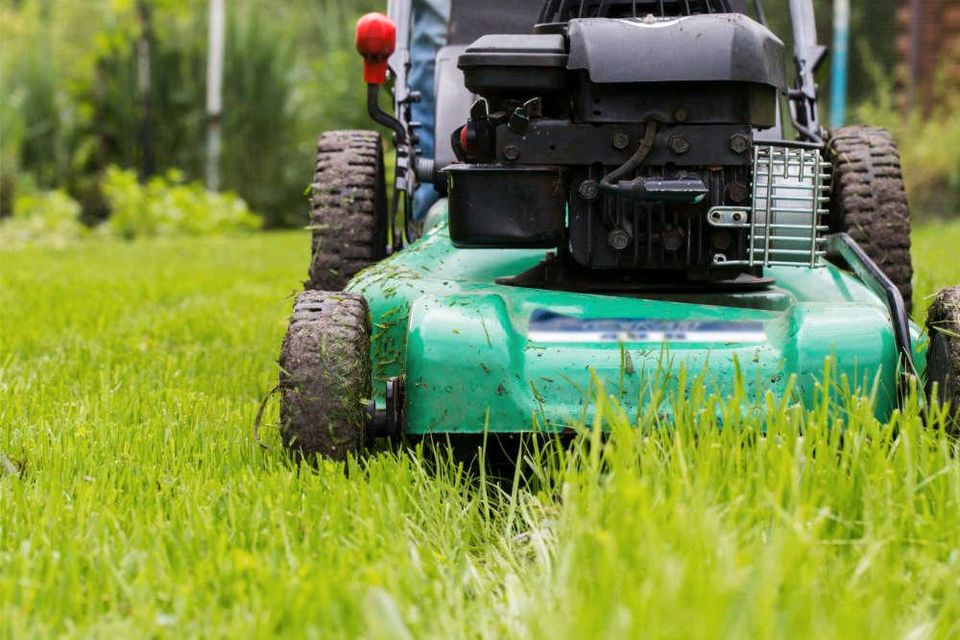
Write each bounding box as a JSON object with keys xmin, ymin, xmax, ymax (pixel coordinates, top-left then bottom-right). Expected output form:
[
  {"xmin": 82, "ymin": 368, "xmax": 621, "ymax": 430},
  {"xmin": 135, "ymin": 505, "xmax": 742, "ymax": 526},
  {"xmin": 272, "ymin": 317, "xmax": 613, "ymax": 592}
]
[{"xmin": 446, "ymin": 4, "xmax": 830, "ymax": 282}]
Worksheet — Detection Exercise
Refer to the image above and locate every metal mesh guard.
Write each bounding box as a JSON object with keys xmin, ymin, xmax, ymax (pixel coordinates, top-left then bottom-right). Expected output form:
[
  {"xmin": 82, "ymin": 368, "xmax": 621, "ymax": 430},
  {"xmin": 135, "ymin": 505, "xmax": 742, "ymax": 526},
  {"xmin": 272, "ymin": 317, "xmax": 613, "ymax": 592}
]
[{"xmin": 708, "ymin": 144, "xmax": 831, "ymax": 268}]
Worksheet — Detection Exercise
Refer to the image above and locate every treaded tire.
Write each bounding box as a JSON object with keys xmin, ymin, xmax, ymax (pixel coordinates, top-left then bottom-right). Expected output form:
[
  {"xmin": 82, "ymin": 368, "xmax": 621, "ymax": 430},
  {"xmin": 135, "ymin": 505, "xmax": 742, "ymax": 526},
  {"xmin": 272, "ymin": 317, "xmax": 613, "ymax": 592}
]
[
  {"xmin": 279, "ymin": 290, "xmax": 371, "ymax": 460},
  {"xmin": 307, "ymin": 130, "xmax": 387, "ymax": 291},
  {"xmin": 826, "ymin": 126, "xmax": 913, "ymax": 312},
  {"xmin": 926, "ymin": 287, "xmax": 960, "ymax": 429}
]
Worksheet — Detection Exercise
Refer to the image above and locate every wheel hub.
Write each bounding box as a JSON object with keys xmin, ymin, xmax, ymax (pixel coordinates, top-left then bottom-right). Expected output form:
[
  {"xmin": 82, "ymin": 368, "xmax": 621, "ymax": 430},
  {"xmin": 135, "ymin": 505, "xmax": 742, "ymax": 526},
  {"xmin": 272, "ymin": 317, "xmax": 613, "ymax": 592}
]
[{"xmin": 368, "ymin": 377, "xmax": 404, "ymax": 440}]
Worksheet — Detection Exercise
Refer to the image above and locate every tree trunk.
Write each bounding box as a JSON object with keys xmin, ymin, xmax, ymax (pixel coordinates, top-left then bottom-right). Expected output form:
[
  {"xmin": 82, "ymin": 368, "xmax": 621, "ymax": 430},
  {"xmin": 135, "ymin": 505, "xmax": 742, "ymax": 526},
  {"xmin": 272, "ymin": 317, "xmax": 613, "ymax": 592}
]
[
  {"xmin": 136, "ymin": 0, "xmax": 155, "ymax": 182},
  {"xmin": 206, "ymin": 0, "xmax": 226, "ymax": 192},
  {"xmin": 0, "ymin": 173, "xmax": 14, "ymax": 219}
]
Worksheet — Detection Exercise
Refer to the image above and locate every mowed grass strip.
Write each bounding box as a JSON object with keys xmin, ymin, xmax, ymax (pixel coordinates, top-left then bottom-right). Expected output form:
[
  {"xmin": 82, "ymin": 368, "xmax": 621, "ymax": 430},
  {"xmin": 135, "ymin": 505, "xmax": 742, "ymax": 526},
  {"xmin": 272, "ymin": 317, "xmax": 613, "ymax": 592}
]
[{"xmin": 1, "ymin": 225, "xmax": 960, "ymax": 638}]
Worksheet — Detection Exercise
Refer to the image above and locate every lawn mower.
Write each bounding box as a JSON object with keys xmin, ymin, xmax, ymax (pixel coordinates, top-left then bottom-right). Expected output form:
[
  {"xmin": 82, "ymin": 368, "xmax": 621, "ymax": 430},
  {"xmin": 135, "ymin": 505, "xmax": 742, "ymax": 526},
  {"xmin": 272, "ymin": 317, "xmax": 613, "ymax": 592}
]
[{"xmin": 278, "ymin": 0, "xmax": 960, "ymax": 459}]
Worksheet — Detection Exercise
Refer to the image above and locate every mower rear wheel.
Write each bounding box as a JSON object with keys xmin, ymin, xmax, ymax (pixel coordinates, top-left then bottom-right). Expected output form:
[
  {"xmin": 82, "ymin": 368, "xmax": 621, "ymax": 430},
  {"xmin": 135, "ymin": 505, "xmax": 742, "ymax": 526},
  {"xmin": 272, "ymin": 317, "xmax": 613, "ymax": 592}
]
[
  {"xmin": 279, "ymin": 290, "xmax": 372, "ymax": 460},
  {"xmin": 826, "ymin": 126, "xmax": 913, "ymax": 312},
  {"xmin": 926, "ymin": 287, "xmax": 960, "ymax": 429},
  {"xmin": 307, "ymin": 130, "xmax": 388, "ymax": 291}
]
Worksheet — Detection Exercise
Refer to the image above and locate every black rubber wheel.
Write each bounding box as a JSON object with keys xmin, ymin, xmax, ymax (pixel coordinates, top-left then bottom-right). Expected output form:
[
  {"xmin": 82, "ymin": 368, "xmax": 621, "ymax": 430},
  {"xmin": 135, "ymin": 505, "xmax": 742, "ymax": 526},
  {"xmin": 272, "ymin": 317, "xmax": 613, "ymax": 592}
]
[
  {"xmin": 307, "ymin": 130, "xmax": 388, "ymax": 291},
  {"xmin": 826, "ymin": 126, "xmax": 914, "ymax": 312},
  {"xmin": 279, "ymin": 290, "xmax": 371, "ymax": 460},
  {"xmin": 926, "ymin": 287, "xmax": 960, "ymax": 429}
]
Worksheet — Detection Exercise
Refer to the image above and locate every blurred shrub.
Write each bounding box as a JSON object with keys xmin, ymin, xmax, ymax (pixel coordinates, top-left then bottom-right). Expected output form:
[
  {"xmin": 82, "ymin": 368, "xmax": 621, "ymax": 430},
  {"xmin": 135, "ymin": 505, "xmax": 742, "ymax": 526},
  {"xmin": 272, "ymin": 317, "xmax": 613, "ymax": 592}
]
[
  {"xmin": 854, "ymin": 50, "xmax": 960, "ymax": 220},
  {"xmin": 0, "ymin": 168, "xmax": 259, "ymax": 246},
  {"xmin": 217, "ymin": 3, "xmax": 300, "ymax": 227},
  {"xmin": 0, "ymin": 189, "xmax": 89, "ymax": 248},
  {"xmin": 101, "ymin": 166, "xmax": 260, "ymax": 238}
]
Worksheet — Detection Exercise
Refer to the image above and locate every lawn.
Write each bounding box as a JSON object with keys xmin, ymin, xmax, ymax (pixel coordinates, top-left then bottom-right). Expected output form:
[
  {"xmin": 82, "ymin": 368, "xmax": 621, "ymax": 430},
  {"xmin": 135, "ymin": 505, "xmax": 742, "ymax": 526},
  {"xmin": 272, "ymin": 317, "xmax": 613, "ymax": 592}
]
[{"xmin": 2, "ymin": 223, "xmax": 960, "ymax": 638}]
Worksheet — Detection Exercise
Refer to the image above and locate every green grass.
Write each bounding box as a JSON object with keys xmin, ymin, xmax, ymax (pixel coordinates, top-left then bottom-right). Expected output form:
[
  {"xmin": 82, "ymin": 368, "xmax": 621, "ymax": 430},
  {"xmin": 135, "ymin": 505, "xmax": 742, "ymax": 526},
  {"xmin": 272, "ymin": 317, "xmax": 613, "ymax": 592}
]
[{"xmin": 2, "ymin": 224, "xmax": 960, "ymax": 638}]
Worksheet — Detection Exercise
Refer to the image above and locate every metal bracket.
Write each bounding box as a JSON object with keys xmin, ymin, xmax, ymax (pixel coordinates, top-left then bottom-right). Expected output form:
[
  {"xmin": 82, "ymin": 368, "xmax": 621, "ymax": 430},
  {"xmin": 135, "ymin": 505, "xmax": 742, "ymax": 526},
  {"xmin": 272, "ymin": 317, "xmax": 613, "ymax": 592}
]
[{"xmin": 707, "ymin": 206, "xmax": 751, "ymax": 228}]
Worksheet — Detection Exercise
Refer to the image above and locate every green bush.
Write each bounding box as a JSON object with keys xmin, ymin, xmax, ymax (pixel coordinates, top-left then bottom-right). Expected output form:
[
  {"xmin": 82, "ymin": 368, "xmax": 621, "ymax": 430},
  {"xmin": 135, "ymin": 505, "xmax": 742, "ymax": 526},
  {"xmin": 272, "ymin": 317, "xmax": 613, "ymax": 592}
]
[
  {"xmin": 0, "ymin": 189, "xmax": 89, "ymax": 248},
  {"xmin": 101, "ymin": 166, "xmax": 261, "ymax": 239},
  {"xmin": 0, "ymin": 166, "xmax": 261, "ymax": 245}
]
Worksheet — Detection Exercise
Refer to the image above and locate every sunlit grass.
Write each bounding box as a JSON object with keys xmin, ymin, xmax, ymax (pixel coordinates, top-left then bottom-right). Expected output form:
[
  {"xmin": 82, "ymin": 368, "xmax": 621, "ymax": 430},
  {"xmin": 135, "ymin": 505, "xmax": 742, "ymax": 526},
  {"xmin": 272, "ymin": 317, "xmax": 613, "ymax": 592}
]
[{"xmin": 2, "ymin": 224, "xmax": 960, "ymax": 638}]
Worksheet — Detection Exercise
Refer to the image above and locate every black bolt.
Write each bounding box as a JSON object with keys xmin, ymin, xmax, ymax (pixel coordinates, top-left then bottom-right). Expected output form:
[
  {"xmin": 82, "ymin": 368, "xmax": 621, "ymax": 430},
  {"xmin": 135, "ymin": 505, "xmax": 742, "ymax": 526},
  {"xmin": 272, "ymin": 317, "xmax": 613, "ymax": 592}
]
[
  {"xmin": 578, "ymin": 180, "xmax": 599, "ymax": 201},
  {"xmin": 674, "ymin": 107, "xmax": 688, "ymax": 123},
  {"xmin": 612, "ymin": 131, "xmax": 630, "ymax": 150},
  {"xmin": 729, "ymin": 133, "xmax": 750, "ymax": 155},
  {"xmin": 668, "ymin": 135, "xmax": 690, "ymax": 155},
  {"xmin": 662, "ymin": 228, "xmax": 683, "ymax": 252},
  {"xmin": 725, "ymin": 180, "xmax": 749, "ymax": 204},
  {"xmin": 607, "ymin": 228, "xmax": 631, "ymax": 251},
  {"xmin": 503, "ymin": 145, "xmax": 520, "ymax": 161},
  {"xmin": 711, "ymin": 230, "xmax": 733, "ymax": 251}
]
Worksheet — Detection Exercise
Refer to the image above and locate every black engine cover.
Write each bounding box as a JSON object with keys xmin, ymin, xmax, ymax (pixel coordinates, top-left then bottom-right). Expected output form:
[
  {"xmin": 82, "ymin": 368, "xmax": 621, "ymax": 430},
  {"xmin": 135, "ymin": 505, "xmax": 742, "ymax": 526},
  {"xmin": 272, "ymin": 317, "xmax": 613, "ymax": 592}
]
[
  {"xmin": 447, "ymin": 12, "xmax": 787, "ymax": 278},
  {"xmin": 566, "ymin": 16, "xmax": 785, "ymax": 90}
]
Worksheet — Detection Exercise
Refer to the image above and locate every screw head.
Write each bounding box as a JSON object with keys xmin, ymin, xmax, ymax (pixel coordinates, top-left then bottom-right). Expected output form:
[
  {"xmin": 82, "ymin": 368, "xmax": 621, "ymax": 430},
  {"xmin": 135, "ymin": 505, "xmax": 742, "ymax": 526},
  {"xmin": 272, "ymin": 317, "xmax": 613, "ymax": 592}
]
[
  {"xmin": 503, "ymin": 145, "xmax": 520, "ymax": 161},
  {"xmin": 668, "ymin": 135, "xmax": 690, "ymax": 155},
  {"xmin": 578, "ymin": 179, "xmax": 599, "ymax": 201},
  {"xmin": 607, "ymin": 228, "xmax": 631, "ymax": 251},
  {"xmin": 612, "ymin": 131, "xmax": 631, "ymax": 150},
  {"xmin": 729, "ymin": 133, "xmax": 750, "ymax": 155},
  {"xmin": 674, "ymin": 107, "xmax": 688, "ymax": 123}
]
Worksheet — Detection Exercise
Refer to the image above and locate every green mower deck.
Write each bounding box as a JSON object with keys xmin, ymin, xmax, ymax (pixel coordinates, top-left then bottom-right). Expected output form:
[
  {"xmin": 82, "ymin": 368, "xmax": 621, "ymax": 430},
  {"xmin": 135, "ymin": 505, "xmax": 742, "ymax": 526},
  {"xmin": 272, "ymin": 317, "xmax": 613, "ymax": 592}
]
[{"xmin": 349, "ymin": 206, "xmax": 927, "ymax": 435}]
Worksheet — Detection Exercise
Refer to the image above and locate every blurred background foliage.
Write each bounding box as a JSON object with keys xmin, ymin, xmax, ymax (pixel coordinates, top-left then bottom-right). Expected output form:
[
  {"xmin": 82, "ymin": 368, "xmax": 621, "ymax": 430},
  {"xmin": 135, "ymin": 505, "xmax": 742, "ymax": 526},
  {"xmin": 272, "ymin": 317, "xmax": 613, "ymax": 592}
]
[
  {"xmin": 0, "ymin": 0, "xmax": 957, "ymax": 239},
  {"xmin": 1, "ymin": 0, "xmax": 380, "ymax": 233}
]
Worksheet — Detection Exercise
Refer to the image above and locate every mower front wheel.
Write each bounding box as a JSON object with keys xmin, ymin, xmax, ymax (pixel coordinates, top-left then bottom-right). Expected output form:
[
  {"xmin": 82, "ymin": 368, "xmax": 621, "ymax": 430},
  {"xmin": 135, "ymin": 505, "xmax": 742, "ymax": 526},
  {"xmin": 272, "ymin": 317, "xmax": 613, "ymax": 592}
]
[
  {"xmin": 826, "ymin": 126, "xmax": 914, "ymax": 312},
  {"xmin": 307, "ymin": 130, "xmax": 388, "ymax": 291},
  {"xmin": 926, "ymin": 287, "xmax": 960, "ymax": 429},
  {"xmin": 279, "ymin": 290, "xmax": 372, "ymax": 460}
]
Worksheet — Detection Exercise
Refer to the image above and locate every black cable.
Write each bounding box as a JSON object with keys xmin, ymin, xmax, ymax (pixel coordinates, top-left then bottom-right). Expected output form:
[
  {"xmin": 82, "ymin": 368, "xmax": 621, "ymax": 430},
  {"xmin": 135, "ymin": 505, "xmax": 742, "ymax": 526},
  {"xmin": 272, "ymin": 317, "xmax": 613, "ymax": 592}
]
[{"xmin": 599, "ymin": 121, "xmax": 658, "ymax": 191}]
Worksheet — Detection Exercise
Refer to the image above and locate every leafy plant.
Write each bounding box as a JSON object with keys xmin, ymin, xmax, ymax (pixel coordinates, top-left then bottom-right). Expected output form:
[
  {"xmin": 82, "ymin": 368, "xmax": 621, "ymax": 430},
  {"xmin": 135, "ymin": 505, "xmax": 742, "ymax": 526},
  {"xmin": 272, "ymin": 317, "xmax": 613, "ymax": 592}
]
[
  {"xmin": 0, "ymin": 188, "xmax": 88, "ymax": 247},
  {"xmin": 101, "ymin": 165, "xmax": 260, "ymax": 238}
]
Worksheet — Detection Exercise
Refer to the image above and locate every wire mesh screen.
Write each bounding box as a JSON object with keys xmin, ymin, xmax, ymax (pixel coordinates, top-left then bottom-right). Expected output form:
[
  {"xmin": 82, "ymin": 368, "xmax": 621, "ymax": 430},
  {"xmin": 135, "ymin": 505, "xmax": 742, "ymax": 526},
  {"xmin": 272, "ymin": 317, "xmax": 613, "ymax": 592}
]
[{"xmin": 708, "ymin": 145, "xmax": 831, "ymax": 269}]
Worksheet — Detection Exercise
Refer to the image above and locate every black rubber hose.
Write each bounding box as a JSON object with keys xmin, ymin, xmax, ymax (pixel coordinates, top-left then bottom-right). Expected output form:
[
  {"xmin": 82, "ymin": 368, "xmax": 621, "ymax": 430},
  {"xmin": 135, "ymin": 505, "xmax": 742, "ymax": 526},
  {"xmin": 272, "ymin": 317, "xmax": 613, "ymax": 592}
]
[{"xmin": 599, "ymin": 121, "xmax": 658, "ymax": 192}]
